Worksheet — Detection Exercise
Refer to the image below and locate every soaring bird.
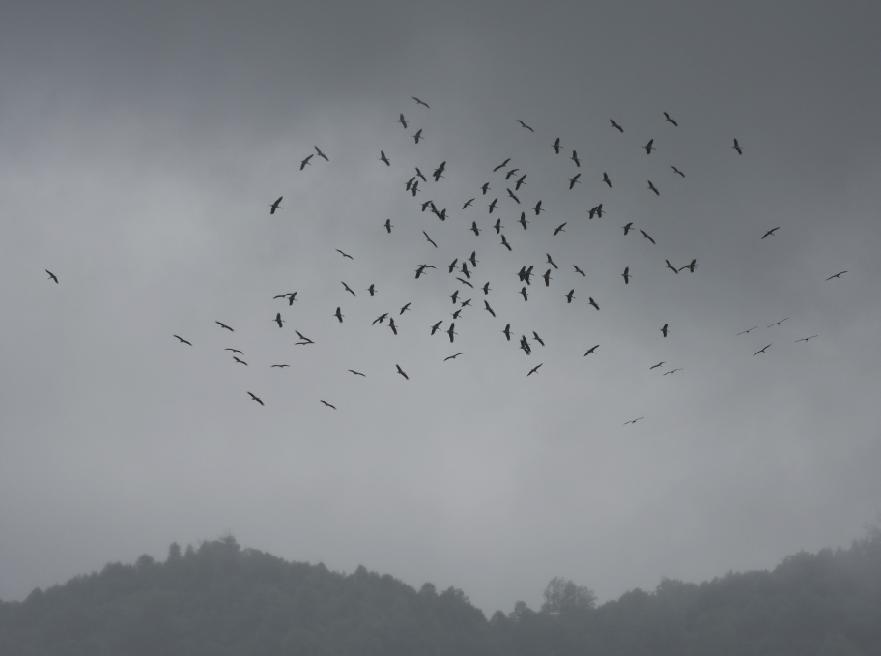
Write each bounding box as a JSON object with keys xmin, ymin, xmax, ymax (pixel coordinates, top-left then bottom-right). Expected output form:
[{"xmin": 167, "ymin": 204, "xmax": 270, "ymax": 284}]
[
  {"xmin": 395, "ymin": 364, "xmax": 410, "ymax": 380},
  {"xmin": 602, "ymin": 172, "xmax": 612, "ymax": 188},
  {"xmin": 295, "ymin": 330, "xmax": 314, "ymax": 344},
  {"xmin": 484, "ymin": 300, "xmax": 496, "ymax": 317},
  {"xmin": 737, "ymin": 326, "xmax": 758, "ymax": 335},
  {"xmin": 753, "ymin": 344, "xmax": 772, "ymax": 356},
  {"xmin": 649, "ymin": 361, "xmax": 665, "ymax": 370},
  {"xmin": 399, "ymin": 302, "xmax": 412, "ymax": 315},
  {"xmin": 679, "ymin": 259, "xmax": 697, "ymax": 273},
  {"xmin": 795, "ymin": 335, "xmax": 819, "ymax": 343},
  {"xmin": 320, "ymin": 400, "xmax": 337, "ymax": 410},
  {"xmin": 493, "ymin": 158, "xmax": 511, "ymax": 172},
  {"xmin": 518, "ymin": 213, "xmax": 529, "ymax": 230},
  {"xmin": 379, "ymin": 150, "xmax": 390, "ymax": 166},
  {"xmin": 660, "ymin": 323, "xmax": 669, "ymax": 337},
  {"xmin": 565, "ymin": 289, "xmax": 575, "ymax": 303},
  {"xmin": 399, "ymin": 113, "xmax": 408, "ymax": 128},
  {"xmin": 622, "ymin": 267, "xmax": 631, "ymax": 285},
  {"xmin": 588, "ymin": 204, "xmax": 604, "ymax": 219},
  {"xmin": 583, "ymin": 344, "xmax": 600, "ymax": 356},
  {"xmin": 413, "ymin": 128, "xmax": 423, "ymax": 144},
  {"xmin": 333, "ymin": 307, "xmax": 344, "ymax": 323},
  {"xmin": 526, "ymin": 363, "xmax": 543, "ymax": 377},
  {"xmin": 388, "ymin": 318, "xmax": 398, "ymax": 335},
  {"xmin": 569, "ymin": 173, "xmax": 582, "ymax": 190},
  {"xmin": 225, "ymin": 348, "xmax": 243, "ymax": 355},
  {"xmin": 274, "ymin": 291, "xmax": 298, "ymax": 305},
  {"xmin": 506, "ymin": 188, "xmax": 520, "ymax": 204},
  {"xmin": 446, "ymin": 323, "xmax": 457, "ymax": 343},
  {"xmin": 482, "ymin": 281, "xmax": 491, "ymax": 295},
  {"xmin": 269, "ymin": 196, "xmax": 283, "ymax": 214},
  {"xmin": 383, "ymin": 218, "xmax": 392, "ymax": 233},
  {"xmin": 552, "ymin": 137, "xmax": 561, "ymax": 153},
  {"xmin": 610, "ymin": 119, "xmax": 624, "ymax": 133},
  {"xmin": 647, "ymin": 180, "xmax": 660, "ymax": 196},
  {"xmin": 247, "ymin": 392, "xmax": 264, "ymax": 406},
  {"xmin": 588, "ymin": 297, "xmax": 600, "ymax": 311},
  {"xmin": 761, "ymin": 227, "xmax": 781, "ymax": 239},
  {"xmin": 372, "ymin": 313, "xmax": 388, "ymax": 325},
  {"xmin": 463, "ymin": 198, "xmax": 475, "ymax": 209},
  {"xmin": 274, "ymin": 313, "xmax": 284, "ymax": 328},
  {"xmin": 411, "ymin": 96, "xmax": 430, "ymax": 108},
  {"xmin": 314, "ymin": 146, "xmax": 329, "ymax": 161},
  {"xmin": 468, "ymin": 251, "xmax": 478, "ymax": 267},
  {"xmin": 573, "ymin": 265, "xmax": 586, "ymax": 277},
  {"xmin": 215, "ymin": 321, "xmax": 234, "ymax": 331},
  {"xmin": 489, "ymin": 198, "xmax": 498, "ymax": 213},
  {"xmin": 732, "ymin": 138, "xmax": 743, "ymax": 155},
  {"xmin": 644, "ymin": 139, "xmax": 655, "ymax": 154},
  {"xmin": 341, "ymin": 281, "xmax": 356, "ymax": 296},
  {"xmin": 515, "ymin": 172, "xmax": 527, "ymax": 188},
  {"xmin": 623, "ymin": 417, "xmax": 644, "ymax": 425},
  {"xmin": 542, "ymin": 269, "xmax": 552, "ymax": 287},
  {"xmin": 546, "ymin": 253, "xmax": 558, "ymax": 269},
  {"xmin": 504, "ymin": 168, "xmax": 520, "ymax": 180},
  {"xmin": 663, "ymin": 112, "xmax": 678, "ymax": 126},
  {"xmin": 502, "ymin": 323, "xmax": 512, "ymax": 341},
  {"xmin": 671, "ymin": 165, "xmax": 685, "ymax": 178},
  {"xmin": 348, "ymin": 369, "xmax": 367, "ymax": 376},
  {"xmin": 430, "ymin": 320, "xmax": 443, "ymax": 335},
  {"xmin": 444, "ymin": 352, "xmax": 463, "ymax": 361},
  {"xmin": 481, "ymin": 181, "xmax": 491, "ymax": 195},
  {"xmin": 335, "ymin": 248, "xmax": 355, "ymax": 260},
  {"xmin": 494, "ymin": 218, "xmax": 502, "ymax": 234},
  {"xmin": 826, "ymin": 270, "xmax": 847, "ymax": 280},
  {"xmin": 414, "ymin": 264, "xmax": 436, "ymax": 279},
  {"xmin": 45, "ymin": 269, "xmax": 59, "ymax": 284},
  {"xmin": 571, "ymin": 150, "xmax": 581, "ymax": 167},
  {"xmin": 518, "ymin": 119, "xmax": 535, "ymax": 132},
  {"xmin": 533, "ymin": 200, "xmax": 544, "ymax": 215},
  {"xmin": 299, "ymin": 154, "xmax": 314, "ymax": 170},
  {"xmin": 663, "ymin": 368, "xmax": 683, "ymax": 376},
  {"xmin": 500, "ymin": 234, "xmax": 512, "ymax": 251},
  {"xmin": 665, "ymin": 259, "xmax": 680, "ymax": 274},
  {"xmin": 532, "ymin": 331, "xmax": 545, "ymax": 347},
  {"xmin": 271, "ymin": 363, "xmax": 290, "ymax": 368},
  {"xmin": 519, "ymin": 287, "xmax": 528, "ymax": 301},
  {"xmin": 623, "ymin": 222, "xmax": 634, "ymax": 235},
  {"xmin": 233, "ymin": 356, "xmax": 247, "ymax": 366},
  {"xmin": 553, "ymin": 222, "xmax": 567, "ymax": 236},
  {"xmin": 423, "ymin": 231, "xmax": 438, "ymax": 248},
  {"xmin": 640, "ymin": 229, "xmax": 656, "ymax": 245},
  {"xmin": 173, "ymin": 334, "xmax": 192, "ymax": 346}
]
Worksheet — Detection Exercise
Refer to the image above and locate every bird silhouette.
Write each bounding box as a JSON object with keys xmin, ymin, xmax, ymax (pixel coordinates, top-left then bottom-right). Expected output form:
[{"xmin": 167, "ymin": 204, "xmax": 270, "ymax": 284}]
[
  {"xmin": 663, "ymin": 368, "xmax": 683, "ymax": 376},
  {"xmin": 610, "ymin": 119, "xmax": 624, "ymax": 133},
  {"xmin": 383, "ymin": 218, "xmax": 392, "ymax": 233},
  {"xmin": 665, "ymin": 259, "xmax": 679, "ymax": 274},
  {"xmin": 413, "ymin": 128, "xmax": 423, "ymax": 144},
  {"xmin": 649, "ymin": 361, "xmax": 665, "ymax": 370},
  {"xmin": 173, "ymin": 334, "xmax": 192, "ymax": 346},
  {"xmin": 588, "ymin": 297, "xmax": 600, "ymax": 311},
  {"xmin": 484, "ymin": 300, "xmax": 496, "ymax": 317},
  {"xmin": 411, "ymin": 96, "xmax": 430, "ymax": 108},
  {"xmin": 761, "ymin": 227, "xmax": 781, "ymax": 239},
  {"xmin": 753, "ymin": 344, "xmax": 772, "ymax": 356},
  {"xmin": 379, "ymin": 150, "xmax": 390, "ymax": 166},
  {"xmin": 623, "ymin": 417, "xmax": 644, "ymax": 425},
  {"xmin": 225, "ymin": 348, "xmax": 243, "ymax": 355},
  {"xmin": 679, "ymin": 259, "xmax": 697, "ymax": 273},
  {"xmin": 518, "ymin": 119, "xmax": 535, "ymax": 132},
  {"xmin": 565, "ymin": 289, "xmax": 575, "ymax": 303},
  {"xmin": 335, "ymin": 248, "xmax": 354, "ymax": 260},
  {"xmin": 269, "ymin": 196, "xmax": 283, "ymax": 214},
  {"xmin": 588, "ymin": 204, "xmax": 604, "ymax": 219},
  {"xmin": 647, "ymin": 180, "xmax": 660, "ymax": 196},
  {"xmin": 602, "ymin": 172, "xmax": 612, "ymax": 188},
  {"xmin": 314, "ymin": 146, "xmax": 329, "ymax": 161},
  {"xmin": 532, "ymin": 331, "xmax": 545, "ymax": 347},
  {"xmin": 333, "ymin": 307, "xmax": 344, "ymax": 323},
  {"xmin": 493, "ymin": 158, "xmax": 511, "ymax": 172},
  {"xmin": 348, "ymin": 369, "xmax": 367, "ymax": 377},
  {"xmin": 795, "ymin": 335, "xmax": 819, "ymax": 343},
  {"xmin": 526, "ymin": 363, "xmax": 543, "ymax": 377},
  {"xmin": 552, "ymin": 137, "xmax": 561, "ymax": 153},
  {"xmin": 573, "ymin": 265, "xmax": 586, "ymax": 277},
  {"xmin": 274, "ymin": 313, "xmax": 284, "ymax": 328},
  {"xmin": 274, "ymin": 292, "xmax": 298, "ymax": 305},
  {"xmin": 430, "ymin": 320, "xmax": 443, "ymax": 335},
  {"xmin": 247, "ymin": 392, "xmax": 264, "ymax": 406},
  {"xmin": 395, "ymin": 364, "xmax": 410, "ymax": 380},
  {"xmin": 463, "ymin": 198, "xmax": 475, "ymax": 209},
  {"xmin": 444, "ymin": 352, "xmax": 463, "ymax": 361},
  {"xmin": 663, "ymin": 112, "xmax": 678, "ymax": 126},
  {"xmin": 644, "ymin": 139, "xmax": 655, "ymax": 154},
  {"xmin": 671, "ymin": 165, "xmax": 686, "ymax": 178},
  {"xmin": 737, "ymin": 326, "xmax": 758, "ymax": 335},
  {"xmin": 732, "ymin": 138, "xmax": 743, "ymax": 154},
  {"xmin": 826, "ymin": 270, "xmax": 847, "ymax": 280},
  {"xmin": 622, "ymin": 267, "xmax": 631, "ymax": 285},
  {"xmin": 446, "ymin": 323, "xmax": 457, "ymax": 343},
  {"xmin": 640, "ymin": 230, "xmax": 656, "ymax": 245},
  {"xmin": 502, "ymin": 324, "xmax": 512, "ymax": 341},
  {"xmin": 553, "ymin": 222, "xmax": 567, "ymax": 236},
  {"xmin": 660, "ymin": 323, "xmax": 669, "ymax": 337},
  {"xmin": 571, "ymin": 150, "xmax": 581, "ymax": 167},
  {"xmin": 295, "ymin": 330, "xmax": 314, "ymax": 345},
  {"xmin": 321, "ymin": 399, "xmax": 337, "ymax": 410},
  {"xmin": 398, "ymin": 113, "xmax": 408, "ymax": 128},
  {"xmin": 423, "ymin": 231, "xmax": 438, "ymax": 248},
  {"xmin": 271, "ymin": 363, "xmax": 290, "ymax": 368},
  {"xmin": 583, "ymin": 344, "xmax": 599, "ymax": 356},
  {"xmin": 341, "ymin": 281, "xmax": 356, "ymax": 296},
  {"xmin": 569, "ymin": 173, "xmax": 582, "ymax": 190},
  {"xmin": 215, "ymin": 321, "xmax": 234, "ymax": 331},
  {"xmin": 233, "ymin": 356, "xmax": 247, "ymax": 366},
  {"xmin": 299, "ymin": 154, "xmax": 314, "ymax": 170}
]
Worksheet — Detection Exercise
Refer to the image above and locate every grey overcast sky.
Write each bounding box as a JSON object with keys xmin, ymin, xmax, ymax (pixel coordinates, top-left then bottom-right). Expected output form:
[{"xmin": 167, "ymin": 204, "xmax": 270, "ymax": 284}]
[{"xmin": 2, "ymin": 0, "xmax": 881, "ymax": 614}]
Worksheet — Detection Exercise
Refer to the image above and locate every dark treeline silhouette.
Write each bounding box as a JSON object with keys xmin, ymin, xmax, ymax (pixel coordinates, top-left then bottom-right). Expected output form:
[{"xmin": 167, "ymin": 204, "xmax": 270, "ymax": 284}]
[{"xmin": 2, "ymin": 530, "xmax": 881, "ymax": 655}]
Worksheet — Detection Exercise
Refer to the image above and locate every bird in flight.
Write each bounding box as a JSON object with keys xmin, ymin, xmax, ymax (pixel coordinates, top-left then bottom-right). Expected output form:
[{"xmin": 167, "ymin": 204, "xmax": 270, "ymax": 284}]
[
  {"xmin": 640, "ymin": 229, "xmax": 656, "ymax": 245},
  {"xmin": 565, "ymin": 289, "xmax": 575, "ymax": 303},
  {"xmin": 552, "ymin": 137, "xmax": 561, "ymax": 154},
  {"xmin": 411, "ymin": 96, "xmax": 430, "ymax": 108},
  {"xmin": 623, "ymin": 222, "xmax": 634, "ymax": 236},
  {"xmin": 665, "ymin": 259, "xmax": 679, "ymax": 274},
  {"xmin": 623, "ymin": 416, "xmax": 644, "ymax": 425},
  {"xmin": 348, "ymin": 369, "xmax": 367, "ymax": 377},
  {"xmin": 299, "ymin": 154, "xmax": 314, "ymax": 170},
  {"xmin": 414, "ymin": 264, "xmax": 436, "ymax": 279},
  {"xmin": 44, "ymin": 269, "xmax": 60, "ymax": 284},
  {"xmin": 314, "ymin": 146, "xmax": 329, "ymax": 161},
  {"xmin": 761, "ymin": 227, "xmax": 781, "ymax": 239},
  {"xmin": 622, "ymin": 266, "xmax": 631, "ymax": 285},
  {"xmin": 660, "ymin": 323, "xmax": 669, "ymax": 337},
  {"xmin": 571, "ymin": 150, "xmax": 581, "ymax": 167},
  {"xmin": 269, "ymin": 196, "xmax": 283, "ymax": 215},
  {"xmin": 610, "ymin": 119, "xmax": 624, "ymax": 133},
  {"xmin": 737, "ymin": 326, "xmax": 758, "ymax": 335},
  {"xmin": 644, "ymin": 139, "xmax": 655, "ymax": 154},
  {"xmin": 274, "ymin": 313, "xmax": 284, "ymax": 328},
  {"xmin": 173, "ymin": 334, "xmax": 192, "ymax": 346},
  {"xmin": 446, "ymin": 323, "xmax": 457, "ymax": 343},
  {"xmin": 225, "ymin": 348, "xmax": 243, "ymax": 355},
  {"xmin": 768, "ymin": 317, "xmax": 790, "ymax": 327},
  {"xmin": 583, "ymin": 344, "xmax": 599, "ymax": 356},
  {"xmin": 602, "ymin": 172, "xmax": 612, "ymax": 188},
  {"xmin": 587, "ymin": 204, "xmax": 604, "ymax": 219},
  {"xmin": 412, "ymin": 128, "xmax": 423, "ymax": 144},
  {"xmin": 553, "ymin": 222, "xmax": 567, "ymax": 236},
  {"xmin": 663, "ymin": 112, "xmax": 678, "ymax": 126},
  {"xmin": 233, "ymin": 356, "xmax": 248, "ymax": 366},
  {"xmin": 795, "ymin": 335, "xmax": 818, "ymax": 343},
  {"xmin": 383, "ymin": 218, "xmax": 392, "ymax": 233},
  {"xmin": 647, "ymin": 180, "xmax": 660, "ymax": 196},
  {"xmin": 502, "ymin": 324, "xmax": 512, "ymax": 341},
  {"xmin": 295, "ymin": 330, "xmax": 314, "ymax": 345},
  {"xmin": 568, "ymin": 173, "xmax": 582, "ymax": 190},
  {"xmin": 532, "ymin": 331, "xmax": 545, "ymax": 347},
  {"xmin": 341, "ymin": 281, "xmax": 356, "ymax": 296},
  {"xmin": 526, "ymin": 363, "xmax": 544, "ymax": 377},
  {"xmin": 270, "ymin": 363, "xmax": 290, "ymax": 368},
  {"xmin": 753, "ymin": 344, "xmax": 772, "ymax": 356},
  {"xmin": 679, "ymin": 259, "xmax": 697, "ymax": 273},
  {"xmin": 321, "ymin": 399, "xmax": 337, "ymax": 410},
  {"xmin": 247, "ymin": 392, "xmax": 264, "ymax": 406},
  {"xmin": 649, "ymin": 361, "xmax": 665, "ymax": 370},
  {"xmin": 484, "ymin": 300, "xmax": 496, "ymax": 317},
  {"xmin": 333, "ymin": 307, "xmax": 344, "ymax": 323},
  {"xmin": 335, "ymin": 248, "xmax": 354, "ymax": 260},
  {"xmin": 732, "ymin": 138, "xmax": 743, "ymax": 155},
  {"xmin": 573, "ymin": 265, "xmax": 586, "ymax": 277},
  {"xmin": 588, "ymin": 296, "xmax": 600, "ymax": 311},
  {"xmin": 663, "ymin": 368, "xmax": 683, "ymax": 376},
  {"xmin": 444, "ymin": 352, "xmax": 463, "ymax": 361},
  {"xmin": 518, "ymin": 119, "xmax": 535, "ymax": 132},
  {"xmin": 493, "ymin": 158, "xmax": 511, "ymax": 172},
  {"xmin": 826, "ymin": 270, "xmax": 847, "ymax": 280},
  {"xmin": 274, "ymin": 292, "xmax": 298, "ymax": 305},
  {"xmin": 671, "ymin": 165, "xmax": 686, "ymax": 178},
  {"xmin": 423, "ymin": 231, "xmax": 438, "ymax": 248},
  {"xmin": 379, "ymin": 150, "xmax": 390, "ymax": 166},
  {"xmin": 398, "ymin": 113, "xmax": 408, "ymax": 128},
  {"xmin": 215, "ymin": 321, "xmax": 234, "ymax": 331},
  {"xmin": 395, "ymin": 364, "xmax": 410, "ymax": 380}
]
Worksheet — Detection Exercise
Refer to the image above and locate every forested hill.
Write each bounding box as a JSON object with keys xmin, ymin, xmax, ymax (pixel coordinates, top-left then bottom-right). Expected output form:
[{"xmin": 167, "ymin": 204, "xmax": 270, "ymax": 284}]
[{"xmin": 2, "ymin": 531, "xmax": 881, "ymax": 655}]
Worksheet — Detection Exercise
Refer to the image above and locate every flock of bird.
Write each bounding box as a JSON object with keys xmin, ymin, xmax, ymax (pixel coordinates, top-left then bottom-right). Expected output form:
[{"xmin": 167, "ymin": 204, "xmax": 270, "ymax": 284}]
[{"xmin": 44, "ymin": 95, "xmax": 849, "ymax": 425}]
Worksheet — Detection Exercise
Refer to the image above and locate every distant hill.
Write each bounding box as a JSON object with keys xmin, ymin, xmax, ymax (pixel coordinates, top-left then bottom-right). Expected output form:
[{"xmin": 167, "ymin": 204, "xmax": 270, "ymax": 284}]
[{"xmin": 2, "ymin": 530, "xmax": 881, "ymax": 655}]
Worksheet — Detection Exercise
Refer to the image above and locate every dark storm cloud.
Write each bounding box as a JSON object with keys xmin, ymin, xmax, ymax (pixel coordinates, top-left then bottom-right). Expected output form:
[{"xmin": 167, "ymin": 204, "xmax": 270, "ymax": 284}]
[{"xmin": 1, "ymin": 0, "xmax": 880, "ymax": 614}]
